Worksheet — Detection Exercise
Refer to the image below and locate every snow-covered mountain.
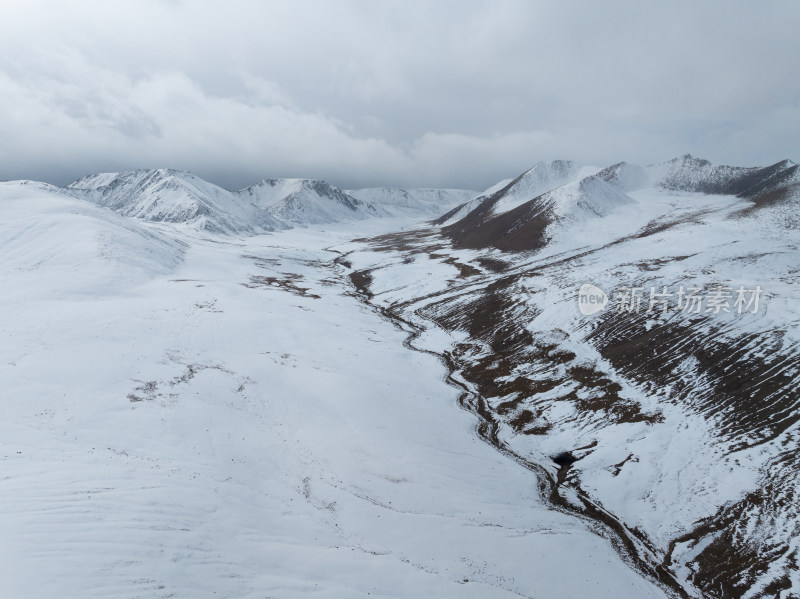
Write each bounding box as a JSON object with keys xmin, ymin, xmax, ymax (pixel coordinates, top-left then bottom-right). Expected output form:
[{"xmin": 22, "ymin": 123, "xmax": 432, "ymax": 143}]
[
  {"xmin": 67, "ymin": 169, "xmax": 284, "ymax": 235},
  {"xmin": 3, "ymin": 155, "xmax": 799, "ymax": 598},
  {"xmin": 340, "ymin": 155, "xmax": 800, "ymax": 598},
  {"xmin": 435, "ymin": 160, "xmax": 590, "ymax": 227},
  {"xmin": 437, "ymin": 162, "xmax": 632, "ymax": 251},
  {"xmin": 68, "ymin": 171, "xmax": 449, "ymax": 230},
  {"xmin": 437, "ymin": 155, "xmax": 800, "ymax": 252},
  {"xmin": 649, "ymin": 153, "xmax": 800, "ymax": 196},
  {"xmin": 346, "ymin": 187, "xmax": 477, "ymax": 217},
  {"xmin": 235, "ymin": 178, "xmax": 378, "ymax": 225}
]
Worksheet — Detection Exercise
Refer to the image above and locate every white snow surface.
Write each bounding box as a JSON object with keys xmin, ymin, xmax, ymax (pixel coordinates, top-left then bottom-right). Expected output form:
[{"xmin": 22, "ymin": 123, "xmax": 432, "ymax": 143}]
[
  {"xmin": 0, "ymin": 180, "xmax": 185, "ymax": 298},
  {"xmin": 68, "ymin": 169, "xmax": 284, "ymax": 235},
  {"xmin": 70, "ymin": 171, "xmax": 466, "ymax": 231},
  {"xmin": 491, "ymin": 161, "xmax": 598, "ymax": 215},
  {"xmin": 346, "ymin": 187, "xmax": 477, "ymax": 217},
  {"xmin": 343, "ymin": 163, "xmax": 800, "ymax": 597},
  {"xmin": 539, "ymin": 173, "xmax": 635, "ymax": 232},
  {"xmin": 437, "ymin": 161, "xmax": 600, "ymax": 227},
  {"xmin": 0, "ymin": 184, "xmax": 668, "ymax": 598},
  {"xmin": 7, "ymin": 155, "xmax": 797, "ymax": 597},
  {"xmin": 434, "ymin": 179, "xmax": 518, "ymax": 227},
  {"xmin": 237, "ymin": 178, "xmax": 379, "ymax": 225}
]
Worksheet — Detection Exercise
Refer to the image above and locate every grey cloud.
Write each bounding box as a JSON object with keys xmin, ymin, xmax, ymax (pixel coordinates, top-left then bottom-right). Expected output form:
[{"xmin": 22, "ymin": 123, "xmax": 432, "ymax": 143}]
[{"xmin": 0, "ymin": 0, "xmax": 797, "ymax": 191}]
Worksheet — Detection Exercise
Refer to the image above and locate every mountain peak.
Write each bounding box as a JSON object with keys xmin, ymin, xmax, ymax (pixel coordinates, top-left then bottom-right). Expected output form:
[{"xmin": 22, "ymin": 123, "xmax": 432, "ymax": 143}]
[
  {"xmin": 67, "ymin": 169, "xmax": 282, "ymax": 234},
  {"xmin": 235, "ymin": 177, "xmax": 375, "ymax": 225},
  {"xmin": 668, "ymin": 153, "xmax": 711, "ymax": 167}
]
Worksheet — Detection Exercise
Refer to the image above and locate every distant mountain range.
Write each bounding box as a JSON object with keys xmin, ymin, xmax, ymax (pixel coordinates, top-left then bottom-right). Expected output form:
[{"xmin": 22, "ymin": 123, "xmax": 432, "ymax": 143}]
[
  {"xmin": 41, "ymin": 154, "xmax": 800, "ymax": 245},
  {"xmin": 65, "ymin": 169, "xmax": 477, "ymax": 233}
]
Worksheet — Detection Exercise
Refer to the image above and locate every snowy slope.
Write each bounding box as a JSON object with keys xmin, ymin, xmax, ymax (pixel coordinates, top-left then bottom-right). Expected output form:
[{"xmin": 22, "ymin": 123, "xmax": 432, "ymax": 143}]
[
  {"xmin": 435, "ymin": 178, "xmax": 515, "ymax": 227},
  {"xmin": 648, "ymin": 154, "xmax": 800, "ymax": 197},
  {"xmin": 490, "ymin": 160, "xmax": 597, "ymax": 215},
  {"xmin": 435, "ymin": 160, "xmax": 590, "ymax": 227},
  {"xmin": 237, "ymin": 178, "xmax": 378, "ymax": 225},
  {"xmin": 438, "ymin": 155, "xmax": 800, "ymax": 254},
  {"xmin": 346, "ymin": 187, "xmax": 477, "ymax": 217},
  {"xmin": 341, "ymin": 155, "xmax": 800, "ymax": 598},
  {"xmin": 441, "ymin": 170, "xmax": 633, "ymax": 252},
  {"xmin": 593, "ymin": 161, "xmax": 651, "ymax": 191},
  {"xmin": 0, "ymin": 180, "xmax": 184, "ymax": 297},
  {"xmin": 67, "ymin": 171, "xmax": 479, "ymax": 232},
  {"xmin": 0, "ymin": 200, "xmax": 669, "ymax": 598},
  {"xmin": 68, "ymin": 169, "xmax": 284, "ymax": 235},
  {"xmin": 5, "ymin": 155, "xmax": 798, "ymax": 598}
]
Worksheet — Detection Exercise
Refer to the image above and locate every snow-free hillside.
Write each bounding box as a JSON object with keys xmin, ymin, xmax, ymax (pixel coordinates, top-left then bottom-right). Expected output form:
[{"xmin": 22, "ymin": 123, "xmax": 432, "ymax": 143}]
[
  {"xmin": 68, "ymin": 169, "xmax": 284, "ymax": 235},
  {"xmin": 346, "ymin": 187, "xmax": 477, "ymax": 217},
  {"xmin": 0, "ymin": 180, "xmax": 184, "ymax": 297},
  {"xmin": 341, "ymin": 155, "xmax": 800, "ymax": 598},
  {"xmin": 0, "ymin": 190, "xmax": 669, "ymax": 598},
  {"xmin": 237, "ymin": 178, "xmax": 378, "ymax": 225}
]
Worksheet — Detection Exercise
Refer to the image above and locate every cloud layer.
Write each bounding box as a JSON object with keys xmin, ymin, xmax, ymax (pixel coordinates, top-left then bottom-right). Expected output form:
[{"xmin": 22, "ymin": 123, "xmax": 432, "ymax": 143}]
[{"xmin": 1, "ymin": 0, "xmax": 798, "ymax": 190}]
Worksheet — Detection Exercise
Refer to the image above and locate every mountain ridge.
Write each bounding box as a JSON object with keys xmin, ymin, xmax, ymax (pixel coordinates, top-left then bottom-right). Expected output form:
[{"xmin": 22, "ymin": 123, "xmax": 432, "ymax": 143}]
[
  {"xmin": 2, "ymin": 153, "xmax": 799, "ymax": 597},
  {"xmin": 437, "ymin": 155, "xmax": 799, "ymax": 252}
]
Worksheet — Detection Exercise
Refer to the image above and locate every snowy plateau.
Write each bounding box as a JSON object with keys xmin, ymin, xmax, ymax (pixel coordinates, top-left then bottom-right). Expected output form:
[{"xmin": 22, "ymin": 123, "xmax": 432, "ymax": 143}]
[{"xmin": 0, "ymin": 156, "xmax": 798, "ymax": 599}]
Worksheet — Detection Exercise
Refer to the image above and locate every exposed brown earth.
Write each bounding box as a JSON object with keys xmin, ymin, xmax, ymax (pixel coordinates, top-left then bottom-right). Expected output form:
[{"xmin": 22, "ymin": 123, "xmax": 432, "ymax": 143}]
[
  {"xmin": 335, "ymin": 238, "xmax": 691, "ymax": 598},
  {"xmin": 338, "ymin": 219, "xmax": 800, "ymax": 599},
  {"xmin": 242, "ymin": 274, "xmax": 321, "ymax": 299}
]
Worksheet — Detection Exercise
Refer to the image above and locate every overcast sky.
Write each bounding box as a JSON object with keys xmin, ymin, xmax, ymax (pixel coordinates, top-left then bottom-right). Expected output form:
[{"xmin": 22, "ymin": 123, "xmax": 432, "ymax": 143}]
[{"xmin": 0, "ymin": 0, "xmax": 797, "ymax": 191}]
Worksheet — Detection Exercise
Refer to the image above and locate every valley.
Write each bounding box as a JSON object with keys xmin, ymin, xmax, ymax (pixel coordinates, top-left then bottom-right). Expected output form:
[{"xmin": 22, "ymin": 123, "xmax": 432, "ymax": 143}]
[{"xmin": 1, "ymin": 154, "xmax": 798, "ymax": 598}]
